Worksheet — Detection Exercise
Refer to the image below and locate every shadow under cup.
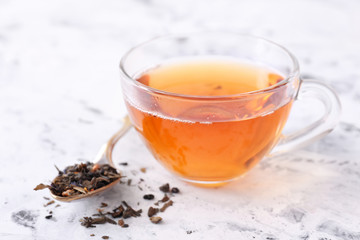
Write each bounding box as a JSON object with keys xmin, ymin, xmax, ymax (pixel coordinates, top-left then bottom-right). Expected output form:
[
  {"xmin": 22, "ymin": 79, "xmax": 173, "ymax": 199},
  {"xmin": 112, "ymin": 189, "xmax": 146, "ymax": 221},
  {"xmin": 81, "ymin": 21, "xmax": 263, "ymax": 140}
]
[{"xmin": 119, "ymin": 33, "xmax": 331, "ymax": 185}]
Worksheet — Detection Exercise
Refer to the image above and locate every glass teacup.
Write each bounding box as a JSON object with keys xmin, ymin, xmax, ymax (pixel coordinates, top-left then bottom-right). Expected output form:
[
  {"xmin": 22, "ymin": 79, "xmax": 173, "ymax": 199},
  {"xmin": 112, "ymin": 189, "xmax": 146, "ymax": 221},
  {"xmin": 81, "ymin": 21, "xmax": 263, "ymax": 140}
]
[{"xmin": 119, "ymin": 32, "xmax": 341, "ymax": 185}]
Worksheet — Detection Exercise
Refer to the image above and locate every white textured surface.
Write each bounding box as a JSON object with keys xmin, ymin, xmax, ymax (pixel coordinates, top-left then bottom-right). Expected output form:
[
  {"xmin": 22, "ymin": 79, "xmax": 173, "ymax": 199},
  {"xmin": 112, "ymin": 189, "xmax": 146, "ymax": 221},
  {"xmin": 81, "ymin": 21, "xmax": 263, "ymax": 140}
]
[{"xmin": 1, "ymin": 0, "xmax": 360, "ymax": 239}]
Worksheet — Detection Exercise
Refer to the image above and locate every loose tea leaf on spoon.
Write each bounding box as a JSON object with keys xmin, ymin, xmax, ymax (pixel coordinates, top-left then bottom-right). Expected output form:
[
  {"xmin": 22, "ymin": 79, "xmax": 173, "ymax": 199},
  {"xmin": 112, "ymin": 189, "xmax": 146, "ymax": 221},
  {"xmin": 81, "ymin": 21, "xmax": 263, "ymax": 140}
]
[{"xmin": 34, "ymin": 162, "xmax": 121, "ymax": 197}]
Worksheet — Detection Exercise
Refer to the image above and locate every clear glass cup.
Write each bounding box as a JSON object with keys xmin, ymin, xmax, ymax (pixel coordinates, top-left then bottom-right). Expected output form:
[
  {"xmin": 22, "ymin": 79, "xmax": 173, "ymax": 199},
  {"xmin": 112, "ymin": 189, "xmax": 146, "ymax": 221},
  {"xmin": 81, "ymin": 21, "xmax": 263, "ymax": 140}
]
[{"xmin": 119, "ymin": 32, "xmax": 341, "ymax": 186}]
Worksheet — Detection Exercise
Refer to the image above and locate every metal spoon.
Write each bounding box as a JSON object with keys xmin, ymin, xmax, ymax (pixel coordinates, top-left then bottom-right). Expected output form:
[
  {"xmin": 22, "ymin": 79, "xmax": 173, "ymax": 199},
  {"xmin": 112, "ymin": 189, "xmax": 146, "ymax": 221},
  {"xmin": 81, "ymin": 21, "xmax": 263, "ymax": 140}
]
[{"xmin": 50, "ymin": 116, "xmax": 132, "ymax": 202}]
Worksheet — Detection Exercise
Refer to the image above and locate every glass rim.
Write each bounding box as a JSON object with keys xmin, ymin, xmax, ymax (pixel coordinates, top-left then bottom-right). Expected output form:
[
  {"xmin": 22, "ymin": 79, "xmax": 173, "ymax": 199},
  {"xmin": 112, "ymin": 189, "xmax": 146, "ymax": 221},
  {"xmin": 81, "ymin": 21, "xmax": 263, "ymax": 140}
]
[{"xmin": 119, "ymin": 31, "xmax": 300, "ymax": 100}]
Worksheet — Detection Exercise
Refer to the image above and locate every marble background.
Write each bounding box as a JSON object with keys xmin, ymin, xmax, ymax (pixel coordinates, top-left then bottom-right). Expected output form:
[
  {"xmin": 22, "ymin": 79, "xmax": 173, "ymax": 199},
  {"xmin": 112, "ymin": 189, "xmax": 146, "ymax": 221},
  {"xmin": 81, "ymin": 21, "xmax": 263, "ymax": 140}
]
[{"xmin": 1, "ymin": 0, "xmax": 360, "ymax": 239}]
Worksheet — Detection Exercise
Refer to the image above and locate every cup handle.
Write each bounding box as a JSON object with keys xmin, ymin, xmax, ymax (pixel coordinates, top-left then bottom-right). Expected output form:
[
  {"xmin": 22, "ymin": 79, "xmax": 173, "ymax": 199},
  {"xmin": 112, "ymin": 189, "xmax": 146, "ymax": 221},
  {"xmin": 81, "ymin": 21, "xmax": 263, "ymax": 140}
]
[{"xmin": 270, "ymin": 79, "xmax": 342, "ymax": 156}]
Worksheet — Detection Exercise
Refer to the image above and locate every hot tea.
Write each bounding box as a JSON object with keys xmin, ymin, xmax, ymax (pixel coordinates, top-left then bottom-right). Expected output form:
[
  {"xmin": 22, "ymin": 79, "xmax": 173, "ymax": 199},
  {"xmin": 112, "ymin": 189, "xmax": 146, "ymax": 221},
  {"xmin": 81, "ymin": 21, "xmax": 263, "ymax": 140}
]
[{"xmin": 126, "ymin": 59, "xmax": 293, "ymax": 183}]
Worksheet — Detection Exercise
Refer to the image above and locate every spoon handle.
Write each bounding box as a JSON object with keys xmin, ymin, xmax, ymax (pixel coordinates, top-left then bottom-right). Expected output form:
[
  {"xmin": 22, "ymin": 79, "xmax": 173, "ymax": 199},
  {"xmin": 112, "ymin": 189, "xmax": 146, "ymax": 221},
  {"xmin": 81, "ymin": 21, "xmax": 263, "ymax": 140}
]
[{"xmin": 94, "ymin": 116, "xmax": 132, "ymax": 166}]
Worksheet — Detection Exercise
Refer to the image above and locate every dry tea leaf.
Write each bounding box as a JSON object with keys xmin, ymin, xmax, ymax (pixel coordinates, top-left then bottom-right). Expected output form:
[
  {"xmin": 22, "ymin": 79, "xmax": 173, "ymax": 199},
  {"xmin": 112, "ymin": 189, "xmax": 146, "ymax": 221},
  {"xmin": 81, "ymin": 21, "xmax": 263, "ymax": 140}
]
[
  {"xmin": 43, "ymin": 200, "xmax": 55, "ymax": 207},
  {"xmin": 35, "ymin": 162, "xmax": 121, "ymax": 198},
  {"xmin": 80, "ymin": 217, "xmax": 99, "ymax": 228},
  {"xmin": 104, "ymin": 201, "xmax": 142, "ymax": 219},
  {"xmin": 80, "ymin": 202, "xmax": 142, "ymax": 229},
  {"xmin": 118, "ymin": 219, "xmax": 129, "ymax": 228},
  {"xmin": 147, "ymin": 207, "xmax": 159, "ymax": 217},
  {"xmin": 118, "ymin": 219, "xmax": 124, "ymax": 227},
  {"xmin": 154, "ymin": 194, "xmax": 170, "ymax": 206},
  {"xmin": 100, "ymin": 202, "xmax": 108, "ymax": 208},
  {"xmin": 159, "ymin": 183, "xmax": 170, "ymax": 193},
  {"xmin": 61, "ymin": 189, "xmax": 75, "ymax": 197},
  {"xmin": 123, "ymin": 207, "xmax": 142, "ymax": 219},
  {"xmin": 72, "ymin": 186, "xmax": 87, "ymax": 194},
  {"xmin": 160, "ymin": 200, "xmax": 173, "ymax": 212},
  {"xmin": 105, "ymin": 217, "xmax": 117, "ymax": 225},
  {"xmin": 140, "ymin": 167, "xmax": 147, "ymax": 173},
  {"xmin": 171, "ymin": 187, "xmax": 180, "ymax": 193},
  {"xmin": 34, "ymin": 184, "xmax": 51, "ymax": 191},
  {"xmin": 110, "ymin": 205, "xmax": 124, "ymax": 218},
  {"xmin": 143, "ymin": 194, "xmax": 154, "ymax": 200},
  {"xmin": 161, "ymin": 194, "xmax": 169, "ymax": 202},
  {"xmin": 80, "ymin": 215, "xmax": 115, "ymax": 228},
  {"xmin": 150, "ymin": 216, "xmax": 162, "ymax": 224}
]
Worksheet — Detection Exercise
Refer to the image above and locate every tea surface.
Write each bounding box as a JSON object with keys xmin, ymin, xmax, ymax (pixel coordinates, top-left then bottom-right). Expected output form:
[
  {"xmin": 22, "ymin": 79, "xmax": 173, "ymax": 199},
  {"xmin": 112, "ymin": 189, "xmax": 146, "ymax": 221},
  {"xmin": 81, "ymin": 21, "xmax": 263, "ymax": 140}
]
[{"xmin": 136, "ymin": 59, "xmax": 282, "ymax": 96}]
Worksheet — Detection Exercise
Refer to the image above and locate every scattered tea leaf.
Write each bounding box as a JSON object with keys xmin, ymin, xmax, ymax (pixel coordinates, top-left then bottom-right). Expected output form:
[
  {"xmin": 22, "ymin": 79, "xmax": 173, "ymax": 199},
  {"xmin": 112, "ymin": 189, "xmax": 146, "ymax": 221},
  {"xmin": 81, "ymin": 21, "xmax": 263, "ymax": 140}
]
[
  {"xmin": 127, "ymin": 179, "xmax": 132, "ymax": 186},
  {"xmin": 105, "ymin": 217, "xmax": 117, "ymax": 225},
  {"xmin": 34, "ymin": 184, "xmax": 51, "ymax": 191},
  {"xmin": 80, "ymin": 215, "xmax": 115, "ymax": 228},
  {"xmin": 119, "ymin": 162, "xmax": 128, "ymax": 166},
  {"xmin": 90, "ymin": 217, "xmax": 107, "ymax": 225},
  {"xmin": 161, "ymin": 194, "xmax": 169, "ymax": 203},
  {"xmin": 122, "ymin": 201, "xmax": 130, "ymax": 208},
  {"xmin": 147, "ymin": 207, "xmax": 159, "ymax": 217},
  {"xmin": 80, "ymin": 217, "xmax": 97, "ymax": 228},
  {"xmin": 100, "ymin": 202, "xmax": 108, "ymax": 208},
  {"xmin": 171, "ymin": 187, "xmax": 180, "ymax": 194},
  {"xmin": 159, "ymin": 183, "xmax": 170, "ymax": 193},
  {"xmin": 160, "ymin": 200, "xmax": 173, "ymax": 212},
  {"xmin": 154, "ymin": 194, "xmax": 169, "ymax": 206},
  {"xmin": 43, "ymin": 197, "xmax": 50, "ymax": 200},
  {"xmin": 118, "ymin": 219, "xmax": 124, "ymax": 227},
  {"xmin": 110, "ymin": 205, "xmax": 124, "ymax": 218},
  {"xmin": 150, "ymin": 216, "xmax": 162, "ymax": 224},
  {"xmin": 102, "ymin": 236, "xmax": 109, "ymax": 239},
  {"xmin": 90, "ymin": 234, "xmax": 95, "ymax": 237},
  {"xmin": 45, "ymin": 215, "xmax": 52, "ymax": 219},
  {"xmin": 43, "ymin": 200, "xmax": 55, "ymax": 207},
  {"xmin": 143, "ymin": 194, "xmax": 154, "ymax": 200},
  {"xmin": 118, "ymin": 219, "xmax": 129, "ymax": 228},
  {"xmin": 122, "ymin": 201, "xmax": 142, "ymax": 218},
  {"xmin": 140, "ymin": 167, "xmax": 147, "ymax": 173}
]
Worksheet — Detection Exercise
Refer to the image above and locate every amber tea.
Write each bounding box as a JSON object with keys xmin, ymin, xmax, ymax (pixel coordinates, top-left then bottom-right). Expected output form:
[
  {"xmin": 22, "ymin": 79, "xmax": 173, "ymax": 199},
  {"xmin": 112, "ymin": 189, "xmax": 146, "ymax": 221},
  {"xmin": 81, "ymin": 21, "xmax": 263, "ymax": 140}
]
[
  {"xmin": 121, "ymin": 33, "xmax": 341, "ymax": 185},
  {"xmin": 125, "ymin": 59, "xmax": 293, "ymax": 183}
]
